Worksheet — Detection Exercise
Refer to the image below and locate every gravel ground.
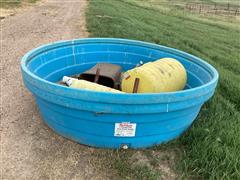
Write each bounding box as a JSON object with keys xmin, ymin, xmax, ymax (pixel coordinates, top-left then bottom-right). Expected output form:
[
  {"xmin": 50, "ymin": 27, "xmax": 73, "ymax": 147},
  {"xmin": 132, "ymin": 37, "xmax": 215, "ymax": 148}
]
[{"xmin": 0, "ymin": 1, "xmax": 116, "ymax": 179}]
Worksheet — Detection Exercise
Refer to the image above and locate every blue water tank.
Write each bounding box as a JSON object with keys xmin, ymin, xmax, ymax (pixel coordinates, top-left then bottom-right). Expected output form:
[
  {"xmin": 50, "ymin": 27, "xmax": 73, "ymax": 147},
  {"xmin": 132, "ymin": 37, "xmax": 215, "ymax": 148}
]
[{"xmin": 21, "ymin": 38, "xmax": 218, "ymax": 149}]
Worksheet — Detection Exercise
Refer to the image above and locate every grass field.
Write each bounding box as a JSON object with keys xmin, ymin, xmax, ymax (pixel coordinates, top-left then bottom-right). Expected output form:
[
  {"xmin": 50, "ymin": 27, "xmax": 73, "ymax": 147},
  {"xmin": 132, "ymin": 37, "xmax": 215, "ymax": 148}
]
[{"xmin": 87, "ymin": 0, "xmax": 240, "ymax": 179}]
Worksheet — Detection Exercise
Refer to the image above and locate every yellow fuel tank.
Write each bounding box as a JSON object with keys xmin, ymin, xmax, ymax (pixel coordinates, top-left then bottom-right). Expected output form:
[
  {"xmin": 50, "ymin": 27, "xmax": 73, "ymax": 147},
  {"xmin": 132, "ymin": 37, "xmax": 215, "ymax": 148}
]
[
  {"xmin": 121, "ymin": 58, "xmax": 187, "ymax": 93},
  {"xmin": 62, "ymin": 76, "xmax": 124, "ymax": 93}
]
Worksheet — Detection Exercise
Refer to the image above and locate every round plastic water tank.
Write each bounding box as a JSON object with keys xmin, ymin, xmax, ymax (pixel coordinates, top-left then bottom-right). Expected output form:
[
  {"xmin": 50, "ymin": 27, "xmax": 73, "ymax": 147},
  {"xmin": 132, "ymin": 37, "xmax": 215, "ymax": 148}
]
[{"xmin": 21, "ymin": 38, "xmax": 218, "ymax": 149}]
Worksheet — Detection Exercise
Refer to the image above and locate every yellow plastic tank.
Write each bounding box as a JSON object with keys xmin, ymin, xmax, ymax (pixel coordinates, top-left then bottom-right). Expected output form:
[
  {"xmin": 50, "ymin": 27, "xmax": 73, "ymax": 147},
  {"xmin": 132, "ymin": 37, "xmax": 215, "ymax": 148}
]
[
  {"xmin": 62, "ymin": 76, "xmax": 124, "ymax": 93},
  {"xmin": 121, "ymin": 58, "xmax": 187, "ymax": 93}
]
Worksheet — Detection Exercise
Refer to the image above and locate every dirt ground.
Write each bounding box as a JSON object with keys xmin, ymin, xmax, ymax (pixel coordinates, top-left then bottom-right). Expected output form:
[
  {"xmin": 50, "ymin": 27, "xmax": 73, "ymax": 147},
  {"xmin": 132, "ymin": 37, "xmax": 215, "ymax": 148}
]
[{"xmin": 0, "ymin": 1, "xmax": 117, "ymax": 179}]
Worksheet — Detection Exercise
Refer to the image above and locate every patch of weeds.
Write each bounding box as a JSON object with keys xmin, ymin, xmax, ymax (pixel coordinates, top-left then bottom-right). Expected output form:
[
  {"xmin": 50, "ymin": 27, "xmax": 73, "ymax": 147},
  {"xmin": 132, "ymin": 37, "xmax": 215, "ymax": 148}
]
[
  {"xmin": 0, "ymin": 0, "xmax": 38, "ymax": 8},
  {"xmin": 0, "ymin": 0, "xmax": 21, "ymax": 8},
  {"xmin": 113, "ymin": 150, "xmax": 160, "ymax": 180}
]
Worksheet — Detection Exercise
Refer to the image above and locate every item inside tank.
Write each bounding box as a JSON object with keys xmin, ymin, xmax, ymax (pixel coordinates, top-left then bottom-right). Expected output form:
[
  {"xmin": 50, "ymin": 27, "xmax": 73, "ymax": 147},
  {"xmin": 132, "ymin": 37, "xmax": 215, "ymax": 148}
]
[{"xmin": 58, "ymin": 58, "xmax": 187, "ymax": 94}]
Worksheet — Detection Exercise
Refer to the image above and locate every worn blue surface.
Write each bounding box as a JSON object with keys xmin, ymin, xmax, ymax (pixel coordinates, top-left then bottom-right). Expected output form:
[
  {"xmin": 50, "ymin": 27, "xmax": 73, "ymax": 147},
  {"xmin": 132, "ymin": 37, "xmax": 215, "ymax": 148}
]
[{"xmin": 21, "ymin": 38, "xmax": 218, "ymax": 149}]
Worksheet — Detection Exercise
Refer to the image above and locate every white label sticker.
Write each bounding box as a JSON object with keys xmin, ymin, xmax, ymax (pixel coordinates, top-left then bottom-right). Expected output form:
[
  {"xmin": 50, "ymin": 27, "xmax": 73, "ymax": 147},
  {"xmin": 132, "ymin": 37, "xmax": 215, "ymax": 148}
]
[{"xmin": 114, "ymin": 122, "xmax": 136, "ymax": 137}]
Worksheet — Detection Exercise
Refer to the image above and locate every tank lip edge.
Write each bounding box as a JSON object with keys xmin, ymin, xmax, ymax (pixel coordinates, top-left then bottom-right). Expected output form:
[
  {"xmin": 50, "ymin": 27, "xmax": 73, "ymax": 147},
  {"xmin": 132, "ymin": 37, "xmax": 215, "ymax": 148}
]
[{"xmin": 21, "ymin": 38, "xmax": 219, "ymax": 103}]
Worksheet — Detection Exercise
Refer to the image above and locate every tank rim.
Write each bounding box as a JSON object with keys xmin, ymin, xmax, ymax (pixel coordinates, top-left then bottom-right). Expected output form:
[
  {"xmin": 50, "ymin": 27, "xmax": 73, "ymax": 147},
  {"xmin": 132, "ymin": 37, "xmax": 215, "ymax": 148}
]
[{"xmin": 21, "ymin": 38, "xmax": 219, "ymax": 104}]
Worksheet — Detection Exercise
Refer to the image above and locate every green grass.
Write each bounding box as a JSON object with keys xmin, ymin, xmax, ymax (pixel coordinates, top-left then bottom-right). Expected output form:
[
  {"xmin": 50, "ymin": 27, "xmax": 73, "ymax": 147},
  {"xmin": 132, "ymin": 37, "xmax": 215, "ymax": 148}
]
[
  {"xmin": 0, "ymin": 0, "xmax": 21, "ymax": 8},
  {"xmin": 0, "ymin": 0, "xmax": 38, "ymax": 8},
  {"xmin": 86, "ymin": 0, "xmax": 240, "ymax": 179}
]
